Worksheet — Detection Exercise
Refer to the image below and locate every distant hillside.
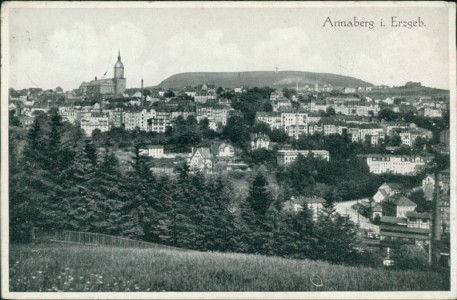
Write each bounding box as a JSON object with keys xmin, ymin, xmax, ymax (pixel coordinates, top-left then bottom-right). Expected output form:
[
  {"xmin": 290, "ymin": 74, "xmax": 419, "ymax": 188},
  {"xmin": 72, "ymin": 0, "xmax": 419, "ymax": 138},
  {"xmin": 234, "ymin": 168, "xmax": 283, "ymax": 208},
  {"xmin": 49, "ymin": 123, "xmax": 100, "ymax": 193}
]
[{"xmin": 156, "ymin": 71, "xmax": 374, "ymax": 89}]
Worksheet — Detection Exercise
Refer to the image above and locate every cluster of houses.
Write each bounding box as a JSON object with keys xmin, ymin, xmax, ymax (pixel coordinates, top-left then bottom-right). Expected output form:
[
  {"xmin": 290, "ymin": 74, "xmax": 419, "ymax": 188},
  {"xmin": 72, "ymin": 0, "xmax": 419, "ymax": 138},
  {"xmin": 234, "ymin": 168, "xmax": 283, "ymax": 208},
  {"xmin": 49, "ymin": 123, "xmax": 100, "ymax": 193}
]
[
  {"xmin": 364, "ymin": 167, "xmax": 450, "ymax": 253},
  {"xmin": 256, "ymin": 108, "xmax": 432, "ymax": 146},
  {"xmin": 54, "ymin": 103, "xmax": 233, "ymax": 136},
  {"xmin": 422, "ymin": 169, "xmax": 450, "ymax": 235},
  {"xmin": 10, "ymin": 83, "xmax": 447, "ymax": 143},
  {"xmin": 268, "ymin": 88, "xmax": 447, "ymax": 119},
  {"xmin": 140, "ymin": 142, "xmax": 248, "ymax": 175}
]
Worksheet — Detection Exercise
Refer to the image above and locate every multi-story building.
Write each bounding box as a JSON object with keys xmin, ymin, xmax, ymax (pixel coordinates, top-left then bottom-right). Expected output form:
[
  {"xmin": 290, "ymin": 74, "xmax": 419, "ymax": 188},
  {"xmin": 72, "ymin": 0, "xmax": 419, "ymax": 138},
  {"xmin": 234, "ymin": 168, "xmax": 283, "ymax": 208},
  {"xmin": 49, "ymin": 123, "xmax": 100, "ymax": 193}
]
[
  {"xmin": 80, "ymin": 116, "xmax": 110, "ymax": 137},
  {"xmin": 277, "ymin": 149, "xmax": 330, "ymax": 166},
  {"xmin": 436, "ymin": 169, "xmax": 450, "ymax": 236},
  {"xmin": 283, "ymin": 196, "xmax": 326, "ymax": 221},
  {"xmin": 423, "ymin": 107, "xmax": 442, "ymax": 118},
  {"xmin": 250, "ymin": 133, "xmax": 271, "ymax": 150},
  {"xmin": 196, "ymin": 105, "xmax": 231, "ymax": 127},
  {"xmin": 273, "ymin": 97, "xmax": 292, "ymax": 112},
  {"xmin": 379, "ymin": 212, "xmax": 432, "ymax": 247},
  {"xmin": 123, "ymin": 109, "xmax": 155, "ymax": 131},
  {"xmin": 422, "ymin": 174, "xmax": 435, "ymax": 201},
  {"xmin": 364, "ymin": 154, "xmax": 432, "ymax": 175},
  {"xmin": 109, "ymin": 108, "xmax": 124, "ymax": 128},
  {"xmin": 171, "ymin": 110, "xmax": 195, "ymax": 120},
  {"xmin": 255, "ymin": 112, "xmax": 282, "ymax": 130},
  {"xmin": 59, "ymin": 106, "xmax": 80, "ymax": 124},
  {"xmin": 139, "ymin": 145, "xmax": 165, "ymax": 158}
]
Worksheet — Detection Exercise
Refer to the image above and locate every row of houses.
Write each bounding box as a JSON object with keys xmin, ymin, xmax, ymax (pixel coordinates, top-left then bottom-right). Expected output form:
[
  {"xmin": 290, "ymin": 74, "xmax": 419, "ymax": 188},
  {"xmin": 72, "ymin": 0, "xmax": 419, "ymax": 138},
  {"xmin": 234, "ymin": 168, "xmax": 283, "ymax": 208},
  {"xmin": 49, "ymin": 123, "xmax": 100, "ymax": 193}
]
[
  {"xmin": 255, "ymin": 111, "xmax": 432, "ymax": 146},
  {"xmin": 140, "ymin": 142, "xmax": 328, "ymax": 174},
  {"xmin": 55, "ymin": 104, "xmax": 235, "ymax": 136},
  {"xmin": 269, "ymin": 97, "xmax": 381, "ymax": 117}
]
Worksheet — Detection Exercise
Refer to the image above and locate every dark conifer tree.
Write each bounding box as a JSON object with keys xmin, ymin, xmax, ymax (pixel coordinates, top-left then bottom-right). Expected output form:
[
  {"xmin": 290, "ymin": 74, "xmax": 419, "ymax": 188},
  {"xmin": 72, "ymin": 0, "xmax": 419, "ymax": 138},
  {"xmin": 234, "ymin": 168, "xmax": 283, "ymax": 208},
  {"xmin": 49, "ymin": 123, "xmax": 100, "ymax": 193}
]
[
  {"xmin": 246, "ymin": 173, "xmax": 273, "ymax": 217},
  {"xmin": 91, "ymin": 150, "xmax": 126, "ymax": 235},
  {"xmin": 311, "ymin": 201, "xmax": 359, "ymax": 264},
  {"xmin": 119, "ymin": 144, "xmax": 156, "ymax": 239}
]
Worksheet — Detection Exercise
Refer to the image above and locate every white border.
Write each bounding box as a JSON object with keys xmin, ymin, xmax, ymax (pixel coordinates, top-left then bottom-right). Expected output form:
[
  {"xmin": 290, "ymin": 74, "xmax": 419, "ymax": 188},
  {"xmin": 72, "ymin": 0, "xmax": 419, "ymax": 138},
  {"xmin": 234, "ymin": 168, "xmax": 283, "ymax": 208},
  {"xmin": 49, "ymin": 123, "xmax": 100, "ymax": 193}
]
[{"xmin": 1, "ymin": 1, "xmax": 456, "ymax": 299}]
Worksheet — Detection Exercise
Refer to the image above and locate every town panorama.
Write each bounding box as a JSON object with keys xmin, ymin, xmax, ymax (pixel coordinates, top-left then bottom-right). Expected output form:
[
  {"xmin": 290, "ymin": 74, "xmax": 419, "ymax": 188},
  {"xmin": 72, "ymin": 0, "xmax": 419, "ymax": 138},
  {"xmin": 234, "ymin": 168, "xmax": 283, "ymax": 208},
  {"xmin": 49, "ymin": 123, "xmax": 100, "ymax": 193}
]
[{"xmin": 8, "ymin": 51, "xmax": 451, "ymax": 292}]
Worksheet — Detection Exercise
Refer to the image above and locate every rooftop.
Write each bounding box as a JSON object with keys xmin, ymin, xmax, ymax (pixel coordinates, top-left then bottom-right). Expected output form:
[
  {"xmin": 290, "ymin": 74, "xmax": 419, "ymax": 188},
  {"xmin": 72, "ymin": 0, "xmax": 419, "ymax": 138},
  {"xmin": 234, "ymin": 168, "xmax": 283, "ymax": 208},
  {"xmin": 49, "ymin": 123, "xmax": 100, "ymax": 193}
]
[
  {"xmin": 406, "ymin": 211, "xmax": 432, "ymax": 219},
  {"xmin": 379, "ymin": 216, "xmax": 406, "ymax": 225},
  {"xmin": 392, "ymin": 196, "xmax": 417, "ymax": 207}
]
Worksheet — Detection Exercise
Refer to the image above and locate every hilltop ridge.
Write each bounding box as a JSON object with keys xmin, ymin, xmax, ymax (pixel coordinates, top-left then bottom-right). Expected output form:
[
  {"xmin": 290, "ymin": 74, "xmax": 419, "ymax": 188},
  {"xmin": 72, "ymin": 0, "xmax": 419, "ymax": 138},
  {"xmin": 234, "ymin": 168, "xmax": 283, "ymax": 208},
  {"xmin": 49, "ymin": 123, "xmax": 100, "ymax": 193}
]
[{"xmin": 156, "ymin": 71, "xmax": 374, "ymax": 89}]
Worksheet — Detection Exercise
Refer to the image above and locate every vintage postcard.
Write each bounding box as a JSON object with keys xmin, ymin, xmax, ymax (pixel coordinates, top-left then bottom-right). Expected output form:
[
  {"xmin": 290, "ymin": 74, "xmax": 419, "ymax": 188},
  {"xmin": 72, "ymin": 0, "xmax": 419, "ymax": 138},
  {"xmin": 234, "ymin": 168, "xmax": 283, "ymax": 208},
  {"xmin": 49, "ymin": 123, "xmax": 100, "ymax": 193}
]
[{"xmin": 1, "ymin": 1, "xmax": 456, "ymax": 299}]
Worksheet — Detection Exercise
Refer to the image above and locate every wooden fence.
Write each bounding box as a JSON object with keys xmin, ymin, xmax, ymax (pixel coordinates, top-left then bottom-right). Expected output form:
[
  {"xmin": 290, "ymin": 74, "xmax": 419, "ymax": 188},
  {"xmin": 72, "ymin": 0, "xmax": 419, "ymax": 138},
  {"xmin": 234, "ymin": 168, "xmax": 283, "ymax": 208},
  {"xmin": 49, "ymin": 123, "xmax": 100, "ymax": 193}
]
[{"xmin": 32, "ymin": 228, "xmax": 184, "ymax": 251}]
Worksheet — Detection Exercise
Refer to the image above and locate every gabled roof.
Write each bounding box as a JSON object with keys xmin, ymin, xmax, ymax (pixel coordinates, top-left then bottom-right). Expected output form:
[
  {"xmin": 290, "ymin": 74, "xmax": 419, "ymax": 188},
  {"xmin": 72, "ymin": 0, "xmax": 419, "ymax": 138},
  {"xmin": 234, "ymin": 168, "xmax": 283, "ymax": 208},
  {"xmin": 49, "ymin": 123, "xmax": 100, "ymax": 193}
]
[
  {"xmin": 250, "ymin": 133, "xmax": 270, "ymax": 141},
  {"xmin": 372, "ymin": 204, "xmax": 383, "ymax": 212},
  {"xmin": 88, "ymin": 79, "xmax": 114, "ymax": 86},
  {"xmin": 386, "ymin": 182, "xmax": 403, "ymax": 190},
  {"xmin": 195, "ymin": 147, "xmax": 212, "ymax": 159},
  {"xmin": 406, "ymin": 211, "xmax": 432, "ymax": 219},
  {"xmin": 378, "ymin": 188, "xmax": 389, "ymax": 199},
  {"xmin": 210, "ymin": 141, "xmax": 233, "ymax": 155},
  {"xmin": 380, "ymin": 216, "xmax": 406, "ymax": 225},
  {"xmin": 393, "ymin": 196, "xmax": 417, "ymax": 207}
]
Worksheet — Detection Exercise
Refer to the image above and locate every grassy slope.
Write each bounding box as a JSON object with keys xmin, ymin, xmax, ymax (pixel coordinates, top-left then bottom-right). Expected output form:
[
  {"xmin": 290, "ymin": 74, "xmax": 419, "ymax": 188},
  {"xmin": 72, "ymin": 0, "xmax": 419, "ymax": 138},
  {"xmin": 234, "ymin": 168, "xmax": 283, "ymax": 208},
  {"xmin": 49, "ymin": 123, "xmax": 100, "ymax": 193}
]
[
  {"xmin": 156, "ymin": 71, "xmax": 374, "ymax": 89},
  {"xmin": 9, "ymin": 243, "xmax": 448, "ymax": 292}
]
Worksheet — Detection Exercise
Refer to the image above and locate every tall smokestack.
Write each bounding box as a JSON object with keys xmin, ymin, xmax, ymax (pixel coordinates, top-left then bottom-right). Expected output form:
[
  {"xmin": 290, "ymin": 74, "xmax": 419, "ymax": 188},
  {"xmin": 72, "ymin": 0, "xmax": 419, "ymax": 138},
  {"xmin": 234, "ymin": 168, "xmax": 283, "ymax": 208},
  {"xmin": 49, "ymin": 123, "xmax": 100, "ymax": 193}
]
[{"xmin": 141, "ymin": 79, "xmax": 144, "ymax": 108}]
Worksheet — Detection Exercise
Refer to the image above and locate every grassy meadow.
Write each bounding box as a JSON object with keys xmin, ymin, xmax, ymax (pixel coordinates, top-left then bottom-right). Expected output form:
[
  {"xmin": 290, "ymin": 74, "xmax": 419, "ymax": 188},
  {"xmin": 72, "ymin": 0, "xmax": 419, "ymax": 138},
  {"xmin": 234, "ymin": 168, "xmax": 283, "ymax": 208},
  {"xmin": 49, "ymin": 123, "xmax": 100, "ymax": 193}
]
[{"xmin": 9, "ymin": 242, "xmax": 448, "ymax": 292}]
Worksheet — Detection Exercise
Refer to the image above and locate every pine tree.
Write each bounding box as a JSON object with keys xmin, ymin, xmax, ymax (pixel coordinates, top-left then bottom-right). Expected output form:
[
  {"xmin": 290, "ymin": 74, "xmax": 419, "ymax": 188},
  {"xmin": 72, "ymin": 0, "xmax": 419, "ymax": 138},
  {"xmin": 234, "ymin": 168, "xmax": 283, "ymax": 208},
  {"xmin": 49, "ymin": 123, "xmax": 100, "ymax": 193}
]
[
  {"xmin": 62, "ymin": 145, "xmax": 97, "ymax": 231},
  {"xmin": 119, "ymin": 144, "xmax": 156, "ymax": 239},
  {"xmin": 246, "ymin": 173, "xmax": 273, "ymax": 217},
  {"xmin": 91, "ymin": 150, "xmax": 126, "ymax": 235},
  {"xmin": 311, "ymin": 201, "xmax": 359, "ymax": 264},
  {"xmin": 47, "ymin": 111, "xmax": 65, "ymax": 172},
  {"xmin": 11, "ymin": 118, "xmax": 53, "ymax": 240}
]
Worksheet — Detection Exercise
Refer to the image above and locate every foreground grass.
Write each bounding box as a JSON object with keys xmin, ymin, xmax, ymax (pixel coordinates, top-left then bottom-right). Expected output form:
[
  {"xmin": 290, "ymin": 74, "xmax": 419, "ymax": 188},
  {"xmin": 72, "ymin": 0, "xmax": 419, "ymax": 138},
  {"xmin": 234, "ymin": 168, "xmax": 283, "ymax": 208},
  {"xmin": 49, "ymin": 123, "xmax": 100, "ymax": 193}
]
[{"xmin": 10, "ymin": 242, "xmax": 448, "ymax": 292}]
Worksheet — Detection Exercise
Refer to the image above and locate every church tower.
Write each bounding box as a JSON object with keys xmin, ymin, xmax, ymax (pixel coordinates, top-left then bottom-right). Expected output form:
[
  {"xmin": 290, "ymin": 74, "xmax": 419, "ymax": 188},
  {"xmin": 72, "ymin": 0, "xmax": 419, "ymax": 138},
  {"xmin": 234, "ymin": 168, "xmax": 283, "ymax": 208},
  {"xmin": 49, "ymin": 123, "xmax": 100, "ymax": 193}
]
[
  {"xmin": 113, "ymin": 50, "xmax": 126, "ymax": 95},
  {"xmin": 114, "ymin": 50, "xmax": 124, "ymax": 79}
]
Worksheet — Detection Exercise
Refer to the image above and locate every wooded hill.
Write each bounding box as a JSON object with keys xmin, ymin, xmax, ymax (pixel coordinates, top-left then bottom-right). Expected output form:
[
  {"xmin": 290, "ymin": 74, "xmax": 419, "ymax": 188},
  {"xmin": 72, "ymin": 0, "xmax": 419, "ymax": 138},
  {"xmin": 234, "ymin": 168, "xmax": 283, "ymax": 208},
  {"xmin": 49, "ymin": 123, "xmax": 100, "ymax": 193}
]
[{"xmin": 155, "ymin": 71, "xmax": 374, "ymax": 89}]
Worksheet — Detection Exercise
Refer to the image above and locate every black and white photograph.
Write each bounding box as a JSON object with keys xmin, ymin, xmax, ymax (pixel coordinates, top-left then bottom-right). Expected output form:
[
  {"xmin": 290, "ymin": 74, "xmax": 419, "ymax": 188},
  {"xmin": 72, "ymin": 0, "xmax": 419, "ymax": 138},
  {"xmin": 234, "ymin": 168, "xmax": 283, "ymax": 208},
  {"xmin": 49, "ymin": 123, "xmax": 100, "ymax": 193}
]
[{"xmin": 1, "ymin": 1, "xmax": 456, "ymax": 299}]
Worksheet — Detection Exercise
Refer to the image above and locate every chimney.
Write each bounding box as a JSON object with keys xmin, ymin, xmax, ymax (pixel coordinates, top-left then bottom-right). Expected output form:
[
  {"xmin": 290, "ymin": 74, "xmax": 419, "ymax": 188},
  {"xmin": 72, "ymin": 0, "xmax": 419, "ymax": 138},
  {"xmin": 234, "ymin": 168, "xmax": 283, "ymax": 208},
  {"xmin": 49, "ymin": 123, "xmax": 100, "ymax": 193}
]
[
  {"xmin": 141, "ymin": 79, "xmax": 144, "ymax": 107},
  {"xmin": 95, "ymin": 76, "xmax": 97, "ymax": 81}
]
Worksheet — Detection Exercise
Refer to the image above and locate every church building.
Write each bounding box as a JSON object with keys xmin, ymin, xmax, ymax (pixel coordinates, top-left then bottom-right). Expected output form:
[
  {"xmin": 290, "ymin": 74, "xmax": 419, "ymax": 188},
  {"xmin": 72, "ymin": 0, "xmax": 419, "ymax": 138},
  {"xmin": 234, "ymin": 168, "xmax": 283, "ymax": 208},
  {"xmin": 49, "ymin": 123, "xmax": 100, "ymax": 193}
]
[{"xmin": 80, "ymin": 50, "xmax": 127, "ymax": 98}]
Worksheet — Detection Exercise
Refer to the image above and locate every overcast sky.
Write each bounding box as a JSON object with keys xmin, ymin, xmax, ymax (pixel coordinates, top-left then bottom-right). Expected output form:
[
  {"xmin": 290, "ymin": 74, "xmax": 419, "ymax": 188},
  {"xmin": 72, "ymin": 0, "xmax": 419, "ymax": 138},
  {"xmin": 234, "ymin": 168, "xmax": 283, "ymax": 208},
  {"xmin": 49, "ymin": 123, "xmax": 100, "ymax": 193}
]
[{"xmin": 6, "ymin": 3, "xmax": 451, "ymax": 91}]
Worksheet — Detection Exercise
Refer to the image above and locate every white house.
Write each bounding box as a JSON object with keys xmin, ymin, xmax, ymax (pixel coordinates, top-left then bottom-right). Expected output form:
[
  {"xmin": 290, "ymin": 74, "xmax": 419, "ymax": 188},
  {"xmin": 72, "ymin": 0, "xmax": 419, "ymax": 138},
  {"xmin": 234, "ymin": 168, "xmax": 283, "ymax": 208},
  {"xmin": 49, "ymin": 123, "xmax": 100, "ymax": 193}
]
[
  {"xmin": 210, "ymin": 141, "xmax": 235, "ymax": 157},
  {"xmin": 139, "ymin": 145, "xmax": 165, "ymax": 158},
  {"xmin": 391, "ymin": 196, "xmax": 417, "ymax": 218},
  {"xmin": 250, "ymin": 133, "xmax": 271, "ymax": 150},
  {"xmin": 372, "ymin": 182, "xmax": 402, "ymax": 203},
  {"xmin": 283, "ymin": 196, "xmax": 326, "ymax": 221},
  {"xmin": 422, "ymin": 174, "xmax": 435, "ymax": 201},
  {"xmin": 277, "ymin": 150, "xmax": 330, "ymax": 166},
  {"xmin": 188, "ymin": 147, "xmax": 213, "ymax": 170}
]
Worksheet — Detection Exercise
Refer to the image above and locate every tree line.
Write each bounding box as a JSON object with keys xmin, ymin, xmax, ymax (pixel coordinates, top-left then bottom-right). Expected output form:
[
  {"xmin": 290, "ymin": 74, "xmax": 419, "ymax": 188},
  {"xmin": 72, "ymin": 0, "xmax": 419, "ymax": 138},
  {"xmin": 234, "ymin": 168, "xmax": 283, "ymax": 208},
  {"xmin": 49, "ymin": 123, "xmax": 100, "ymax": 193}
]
[{"xmin": 10, "ymin": 111, "xmax": 366, "ymax": 266}]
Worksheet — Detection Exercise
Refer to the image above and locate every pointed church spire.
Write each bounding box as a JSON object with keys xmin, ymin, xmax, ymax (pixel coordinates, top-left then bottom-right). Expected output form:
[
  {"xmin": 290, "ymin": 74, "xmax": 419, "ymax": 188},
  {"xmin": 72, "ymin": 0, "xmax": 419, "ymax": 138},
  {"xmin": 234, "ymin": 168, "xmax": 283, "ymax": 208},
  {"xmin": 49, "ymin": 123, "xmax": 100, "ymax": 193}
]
[{"xmin": 118, "ymin": 49, "xmax": 121, "ymax": 60}]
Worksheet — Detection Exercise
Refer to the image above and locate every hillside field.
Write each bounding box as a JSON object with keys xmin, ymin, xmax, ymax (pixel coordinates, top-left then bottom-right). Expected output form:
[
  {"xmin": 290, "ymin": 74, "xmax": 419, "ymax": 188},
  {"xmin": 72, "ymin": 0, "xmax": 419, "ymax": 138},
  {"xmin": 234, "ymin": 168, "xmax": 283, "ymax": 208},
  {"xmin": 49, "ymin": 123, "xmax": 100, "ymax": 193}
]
[{"xmin": 9, "ymin": 242, "xmax": 448, "ymax": 292}]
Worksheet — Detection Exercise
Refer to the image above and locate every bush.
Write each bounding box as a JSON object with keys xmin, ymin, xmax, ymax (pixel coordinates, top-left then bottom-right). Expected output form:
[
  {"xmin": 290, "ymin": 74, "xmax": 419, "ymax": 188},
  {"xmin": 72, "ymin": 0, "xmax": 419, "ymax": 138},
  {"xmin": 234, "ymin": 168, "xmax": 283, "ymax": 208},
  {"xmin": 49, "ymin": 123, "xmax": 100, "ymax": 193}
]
[{"xmin": 393, "ymin": 244, "xmax": 429, "ymax": 270}]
